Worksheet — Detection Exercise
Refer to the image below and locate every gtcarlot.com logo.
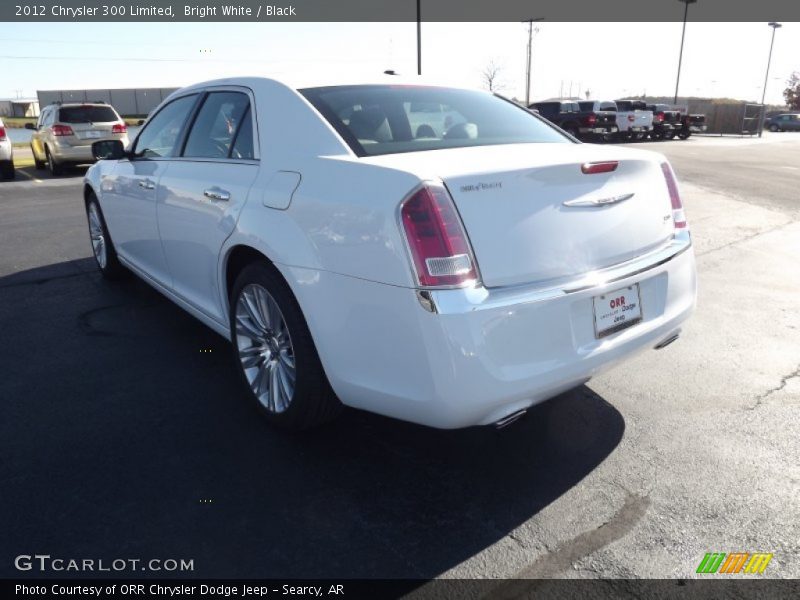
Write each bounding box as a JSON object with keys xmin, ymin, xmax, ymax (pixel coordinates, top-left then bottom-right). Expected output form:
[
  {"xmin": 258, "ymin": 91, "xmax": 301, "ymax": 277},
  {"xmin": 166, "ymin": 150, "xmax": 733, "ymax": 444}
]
[
  {"xmin": 696, "ymin": 552, "xmax": 773, "ymax": 574},
  {"xmin": 14, "ymin": 554, "xmax": 194, "ymax": 573}
]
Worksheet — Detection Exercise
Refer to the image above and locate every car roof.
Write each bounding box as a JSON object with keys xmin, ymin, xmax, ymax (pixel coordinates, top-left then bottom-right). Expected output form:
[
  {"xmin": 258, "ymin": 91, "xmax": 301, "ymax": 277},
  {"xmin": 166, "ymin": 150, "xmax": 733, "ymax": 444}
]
[{"xmin": 170, "ymin": 74, "xmax": 483, "ymax": 97}]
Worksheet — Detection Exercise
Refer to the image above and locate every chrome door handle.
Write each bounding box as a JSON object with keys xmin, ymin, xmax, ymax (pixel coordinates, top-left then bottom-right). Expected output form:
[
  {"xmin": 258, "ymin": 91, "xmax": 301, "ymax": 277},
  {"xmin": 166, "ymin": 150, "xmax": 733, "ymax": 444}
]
[
  {"xmin": 204, "ymin": 188, "xmax": 231, "ymax": 202},
  {"xmin": 138, "ymin": 180, "xmax": 155, "ymax": 190}
]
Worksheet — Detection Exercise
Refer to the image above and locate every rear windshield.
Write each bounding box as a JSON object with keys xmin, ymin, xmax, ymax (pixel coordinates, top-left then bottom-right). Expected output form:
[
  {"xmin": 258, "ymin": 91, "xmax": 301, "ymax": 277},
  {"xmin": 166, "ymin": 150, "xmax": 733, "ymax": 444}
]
[
  {"xmin": 300, "ymin": 85, "xmax": 567, "ymax": 156},
  {"xmin": 58, "ymin": 105, "xmax": 118, "ymax": 123}
]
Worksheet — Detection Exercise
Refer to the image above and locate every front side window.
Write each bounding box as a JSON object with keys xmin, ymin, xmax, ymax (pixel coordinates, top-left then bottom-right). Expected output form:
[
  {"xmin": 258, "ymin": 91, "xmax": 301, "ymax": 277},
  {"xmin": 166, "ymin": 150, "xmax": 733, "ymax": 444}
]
[
  {"xmin": 301, "ymin": 85, "xmax": 567, "ymax": 157},
  {"xmin": 134, "ymin": 95, "xmax": 198, "ymax": 158},
  {"xmin": 183, "ymin": 92, "xmax": 250, "ymax": 159}
]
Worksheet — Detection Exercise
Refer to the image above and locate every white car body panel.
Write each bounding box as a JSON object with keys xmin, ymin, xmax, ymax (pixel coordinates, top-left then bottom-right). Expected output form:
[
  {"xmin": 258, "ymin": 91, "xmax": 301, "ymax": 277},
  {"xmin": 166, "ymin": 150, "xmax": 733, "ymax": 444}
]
[{"xmin": 84, "ymin": 75, "xmax": 697, "ymax": 429}]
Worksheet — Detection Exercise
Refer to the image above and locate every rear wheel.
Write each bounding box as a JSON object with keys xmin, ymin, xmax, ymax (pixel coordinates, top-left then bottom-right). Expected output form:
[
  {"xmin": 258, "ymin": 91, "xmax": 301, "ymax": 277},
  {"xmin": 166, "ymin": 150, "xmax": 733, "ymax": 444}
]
[
  {"xmin": 665, "ymin": 131, "xmax": 677, "ymax": 140},
  {"xmin": 0, "ymin": 160, "xmax": 14, "ymax": 180},
  {"xmin": 31, "ymin": 145, "xmax": 45, "ymax": 170},
  {"xmin": 769, "ymin": 124, "xmax": 779, "ymax": 132},
  {"xmin": 678, "ymin": 131, "xmax": 691, "ymax": 140},
  {"xmin": 85, "ymin": 194, "xmax": 125, "ymax": 279},
  {"xmin": 46, "ymin": 147, "xmax": 64, "ymax": 176},
  {"xmin": 230, "ymin": 262, "xmax": 341, "ymax": 431},
  {"xmin": 650, "ymin": 130, "xmax": 664, "ymax": 141}
]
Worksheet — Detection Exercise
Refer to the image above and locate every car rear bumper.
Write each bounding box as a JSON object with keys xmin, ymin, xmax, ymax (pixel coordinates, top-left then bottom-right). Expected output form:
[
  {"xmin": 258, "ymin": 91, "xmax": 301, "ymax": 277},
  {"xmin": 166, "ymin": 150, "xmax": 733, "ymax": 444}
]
[{"xmin": 281, "ymin": 231, "xmax": 697, "ymax": 429}]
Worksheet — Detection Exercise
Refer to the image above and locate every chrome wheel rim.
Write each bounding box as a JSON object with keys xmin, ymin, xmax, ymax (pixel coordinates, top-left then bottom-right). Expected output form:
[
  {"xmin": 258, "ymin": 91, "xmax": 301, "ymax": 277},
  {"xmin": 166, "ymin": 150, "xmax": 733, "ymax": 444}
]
[
  {"xmin": 234, "ymin": 284, "xmax": 296, "ymax": 413},
  {"xmin": 88, "ymin": 203, "xmax": 107, "ymax": 269}
]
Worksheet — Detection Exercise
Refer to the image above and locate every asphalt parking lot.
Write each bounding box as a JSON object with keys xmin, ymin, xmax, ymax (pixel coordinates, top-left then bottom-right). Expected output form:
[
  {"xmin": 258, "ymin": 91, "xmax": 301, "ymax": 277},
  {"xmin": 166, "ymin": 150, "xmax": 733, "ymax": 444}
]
[{"xmin": 1, "ymin": 134, "xmax": 798, "ymax": 584}]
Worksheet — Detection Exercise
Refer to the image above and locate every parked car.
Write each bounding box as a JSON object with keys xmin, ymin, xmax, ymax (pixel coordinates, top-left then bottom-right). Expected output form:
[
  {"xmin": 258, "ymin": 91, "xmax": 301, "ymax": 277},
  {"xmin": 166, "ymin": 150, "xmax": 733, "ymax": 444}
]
[
  {"xmin": 677, "ymin": 112, "xmax": 707, "ymax": 139},
  {"xmin": 767, "ymin": 113, "xmax": 800, "ymax": 132},
  {"xmin": 84, "ymin": 76, "xmax": 696, "ymax": 431},
  {"xmin": 646, "ymin": 104, "xmax": 681, "ymax": 140},
  {"xmin": 530, "ymin": 100, "xmax": 618, "ymax": 141},
  {"xmin": 26, "ymin": 102, "xmax": 130, "ymax": 175},
  {"xmin": 613, "ymin": 100, "xmax": 654, "ymax": 141},
  {"xmin": 0, "ymin": 118, "xmax": 14, "ymax": 180}
]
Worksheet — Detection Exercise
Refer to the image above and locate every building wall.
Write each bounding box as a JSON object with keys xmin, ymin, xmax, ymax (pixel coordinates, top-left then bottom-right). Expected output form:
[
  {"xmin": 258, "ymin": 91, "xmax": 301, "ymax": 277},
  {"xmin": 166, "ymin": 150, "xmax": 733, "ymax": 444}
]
[{"xmin": 37, "ymin": 88, "xmax": 179, "ymax": 117}]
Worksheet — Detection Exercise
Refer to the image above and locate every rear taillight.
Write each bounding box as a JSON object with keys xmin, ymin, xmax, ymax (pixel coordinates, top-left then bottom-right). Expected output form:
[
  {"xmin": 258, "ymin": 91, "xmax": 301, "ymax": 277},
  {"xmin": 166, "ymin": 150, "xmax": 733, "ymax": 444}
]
[
  {"xmin": 655, "ymin": 112, "xmax": 665, "ymax": 123},
  {"xmin": 400, "ymin": 184, "xmax": 479, "ymax": 288},
  {"xmin": 585, "ymin": 114, "xmax": 597, "ymax": 126},
  {"xmin": 0, "ymin": 126, "xmax": 6, "ymax": 141},
  {"xmin": 52, "ymin": 124, "xmax": 74, "ymax": 136},
  {"xmin": 661, "ymin": 162, "xmax": 687, "ymax": 230},
  {"xmin": 112, "ymin": 123, "xmax": 127, "ymax": 134}
]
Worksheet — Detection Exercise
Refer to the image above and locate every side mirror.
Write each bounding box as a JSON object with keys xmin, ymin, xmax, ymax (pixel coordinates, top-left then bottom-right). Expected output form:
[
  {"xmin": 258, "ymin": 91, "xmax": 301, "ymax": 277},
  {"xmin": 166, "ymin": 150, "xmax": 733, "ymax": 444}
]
[
  {"xmin": 92, "ymin": 139, "xmax": 127, "ymax": 161},
  {"xmin": 24, "ymin": 122, "xmax": 36, "ymax": 130}
]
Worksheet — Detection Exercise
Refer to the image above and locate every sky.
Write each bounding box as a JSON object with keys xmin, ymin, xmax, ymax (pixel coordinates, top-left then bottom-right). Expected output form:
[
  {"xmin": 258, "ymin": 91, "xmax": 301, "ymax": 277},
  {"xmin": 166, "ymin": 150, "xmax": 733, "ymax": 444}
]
[{"xmin": 0, "ymin": 21, "xmax": 797, "ymax": 106}]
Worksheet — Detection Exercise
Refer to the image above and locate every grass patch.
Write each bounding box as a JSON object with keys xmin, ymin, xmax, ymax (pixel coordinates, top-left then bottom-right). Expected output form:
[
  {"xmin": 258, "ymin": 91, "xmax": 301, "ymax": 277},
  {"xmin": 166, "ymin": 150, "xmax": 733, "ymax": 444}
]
[
  {"xmin": 14, "ymin": 156, "xmax": 35, "ymax": 168},
  {"xmin": 2, "ymin": 117, "xmax": 37, "ymax": 128}
]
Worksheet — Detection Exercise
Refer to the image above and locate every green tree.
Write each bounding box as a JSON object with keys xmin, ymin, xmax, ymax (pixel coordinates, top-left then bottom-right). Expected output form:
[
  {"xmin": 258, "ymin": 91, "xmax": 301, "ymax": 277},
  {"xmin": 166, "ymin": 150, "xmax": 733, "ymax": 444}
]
[{"xmin": 784, "ymin": 72, "xmax": 800, "ymax": 110}]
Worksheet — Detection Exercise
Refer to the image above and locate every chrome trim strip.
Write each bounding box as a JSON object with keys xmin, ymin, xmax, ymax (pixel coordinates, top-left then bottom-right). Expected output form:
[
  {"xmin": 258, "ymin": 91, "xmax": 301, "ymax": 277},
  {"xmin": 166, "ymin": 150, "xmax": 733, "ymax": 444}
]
[
  {"xmin": 427, "ymin": 230, "xmax": 692, "ymax": 315},
  {"xmin": 563, "ymin": 192, "xmax": 635, "ymax": 207}
]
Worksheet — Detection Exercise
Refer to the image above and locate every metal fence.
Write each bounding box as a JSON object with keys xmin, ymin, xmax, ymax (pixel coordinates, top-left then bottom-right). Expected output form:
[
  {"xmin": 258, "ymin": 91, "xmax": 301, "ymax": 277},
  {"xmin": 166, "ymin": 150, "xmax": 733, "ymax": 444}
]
[{"xmin": 36, "ymin": 88, "xmax": 178, "ymax": 117}]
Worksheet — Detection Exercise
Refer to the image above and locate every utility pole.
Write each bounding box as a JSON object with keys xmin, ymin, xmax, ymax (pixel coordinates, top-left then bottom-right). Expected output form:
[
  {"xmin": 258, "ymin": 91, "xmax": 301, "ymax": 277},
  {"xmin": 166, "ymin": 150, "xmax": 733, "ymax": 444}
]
[
  {"xmin": 759, "ymin": 22, "xmax": 782, "ymax": 137},
  {"xmin": 416, "ymin": 0, "xmax": 422, "ymax": 75},
  {"xmin": 674, "ymin": 0, "xmax": 697, "ymax": 105},
  {"xmin": 522, "ymin": 18, "xmax": 544, "ymax": 106}
]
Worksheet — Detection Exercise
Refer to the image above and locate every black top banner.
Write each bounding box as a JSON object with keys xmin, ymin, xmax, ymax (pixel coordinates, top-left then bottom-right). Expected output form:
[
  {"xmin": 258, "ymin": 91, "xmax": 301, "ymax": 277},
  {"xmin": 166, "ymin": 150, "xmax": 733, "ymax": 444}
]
[{"xmin": 3, "ymin": 0, "xmax": 800, "ymax": 22}]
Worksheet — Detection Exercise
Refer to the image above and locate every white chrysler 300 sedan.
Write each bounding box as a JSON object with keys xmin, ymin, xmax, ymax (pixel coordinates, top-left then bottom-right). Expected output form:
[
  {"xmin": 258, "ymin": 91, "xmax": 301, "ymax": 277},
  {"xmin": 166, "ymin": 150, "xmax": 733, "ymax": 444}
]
[{"xmin": 83, "ymin": 76, "xmax": 696, "ymax": 430}]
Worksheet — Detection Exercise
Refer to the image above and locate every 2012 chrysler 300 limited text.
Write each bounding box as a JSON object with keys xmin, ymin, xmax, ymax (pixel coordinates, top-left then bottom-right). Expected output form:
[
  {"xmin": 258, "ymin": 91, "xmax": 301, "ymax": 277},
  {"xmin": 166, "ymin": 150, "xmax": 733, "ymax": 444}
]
[{"xmin": 83, "ymin": 76, "xmax": 696, "ymax": 430}]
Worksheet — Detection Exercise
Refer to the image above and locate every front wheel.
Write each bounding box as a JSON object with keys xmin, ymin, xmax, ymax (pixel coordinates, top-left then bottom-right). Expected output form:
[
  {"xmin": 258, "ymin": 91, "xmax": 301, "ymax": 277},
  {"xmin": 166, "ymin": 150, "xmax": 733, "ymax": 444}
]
[
  {"xmin": 230, "ymin": 262, "xmax": 341, "ymax": 430},
  {"xmin": 86, "ymin": 194, "xmax": 125, "ymax": 279},
  {"xmin": 31, "ymin": 145, "xmax": 45, "ymax": 170},
  {"xmin": 678, "ymin": 131, "xmax": 691, "ymax": 140},
  {"xmin": 769, "ymin": 124, "xmax": 779, "ymax": 132}
]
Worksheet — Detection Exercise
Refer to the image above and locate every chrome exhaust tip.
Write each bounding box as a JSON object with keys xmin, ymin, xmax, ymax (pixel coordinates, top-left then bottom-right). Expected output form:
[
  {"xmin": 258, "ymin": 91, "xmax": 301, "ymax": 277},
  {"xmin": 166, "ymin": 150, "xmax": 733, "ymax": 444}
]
[
  {"xmin": 655, "ymin": 330, "xmax": 681, "ymax": 350},
  {"xmin": 494, "ymin": 409, "xmax": 528, "ymax": 429}
]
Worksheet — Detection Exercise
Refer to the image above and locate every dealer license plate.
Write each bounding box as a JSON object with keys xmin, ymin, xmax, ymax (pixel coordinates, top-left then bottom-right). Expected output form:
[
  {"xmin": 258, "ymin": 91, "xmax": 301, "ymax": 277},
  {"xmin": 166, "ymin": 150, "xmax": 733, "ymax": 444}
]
[{"xmin": 592, "ymin": 284, "xmax": 642, "ymax": 338}]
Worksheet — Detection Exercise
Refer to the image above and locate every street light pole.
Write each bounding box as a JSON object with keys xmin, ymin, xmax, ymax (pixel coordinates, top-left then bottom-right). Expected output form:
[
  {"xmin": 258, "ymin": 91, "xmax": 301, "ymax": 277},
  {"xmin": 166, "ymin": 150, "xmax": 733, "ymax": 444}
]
[
  {"xmin": 674, "ymin": 0, "xmax": 697, "ymax": 105},
  {"xmin": 416, "ymin": 0, "xmax": 422, "ymax": 75},
  {"xmin": 523, "ymin": 18, "xmax": 544, "ymax": 106},
  {"xmin": 758, "ymin": 22, "xmax": 782, "ymax": 137}
]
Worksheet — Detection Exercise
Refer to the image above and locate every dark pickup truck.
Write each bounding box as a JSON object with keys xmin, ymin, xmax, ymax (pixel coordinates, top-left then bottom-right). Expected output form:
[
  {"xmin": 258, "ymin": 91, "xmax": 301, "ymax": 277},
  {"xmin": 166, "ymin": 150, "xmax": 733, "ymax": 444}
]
[
  {"xmin": 646, "ymin": 104, "xmax": 682, "ymax": 140},
  {"xmin": 530, "ymin": 100, "xmax": 618, "ymax": 141},
  {"xmin": 677, "ymin": 113, "xmax": 707, "ymax": 139}
]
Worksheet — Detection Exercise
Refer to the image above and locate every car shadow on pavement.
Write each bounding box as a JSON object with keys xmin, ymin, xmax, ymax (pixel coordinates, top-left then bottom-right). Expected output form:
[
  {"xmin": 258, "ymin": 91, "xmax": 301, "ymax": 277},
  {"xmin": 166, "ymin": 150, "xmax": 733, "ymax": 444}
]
[{"xmin": 0, "ymin": 258, "xmax": 625, "ymax": 579}]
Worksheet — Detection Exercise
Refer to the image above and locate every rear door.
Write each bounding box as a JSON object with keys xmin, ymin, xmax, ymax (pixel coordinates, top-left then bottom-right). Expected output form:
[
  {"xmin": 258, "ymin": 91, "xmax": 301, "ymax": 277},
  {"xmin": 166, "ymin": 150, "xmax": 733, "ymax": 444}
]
[{"xmin": 156, "ymin": 89, "xmax": 259, "ymax": 323}]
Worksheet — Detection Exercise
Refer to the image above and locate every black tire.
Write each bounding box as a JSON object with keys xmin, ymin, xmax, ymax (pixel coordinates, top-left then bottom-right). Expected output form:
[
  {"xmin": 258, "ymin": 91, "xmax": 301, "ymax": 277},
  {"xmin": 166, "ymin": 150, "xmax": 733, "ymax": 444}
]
[
  {"xmin": 678, "ymin": 131, "xmax": 691, "ymax": 140},
  {"xmin": 769, "ymin": 124, "xmax": 779, "ymax": 132},
  {"xmin": 85, "ymin": 193, "xmax": 125, "ymax": 279},
  {"xmin": 229, "ymin": 261, "xmax": 341, "ymax": 431},
  {"xmin": 46, "ymin": 146, "xmax": 64, "ymax": 176},
  {"xmin": 650, "ymin": 130, "xmax": 664, "ymax": 141},
  {"xmin": 31, "ymin": 145, "xmax": 46, "ymax": 170},
  {"xmin": 564, "ymin": 125, "xmax": 579, "ymax": 139},
  {"xmin": 0, "ymin": 161, "xmax": 14, "ymax": 180},
  {"xmin": 665, "ymin": 132, "xmax": 677, "ymax": 140}
]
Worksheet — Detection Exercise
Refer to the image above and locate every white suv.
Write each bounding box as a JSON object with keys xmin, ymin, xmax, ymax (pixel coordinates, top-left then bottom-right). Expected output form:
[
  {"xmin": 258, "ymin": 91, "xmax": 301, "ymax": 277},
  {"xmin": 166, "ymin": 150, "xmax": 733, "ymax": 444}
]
[
  {"xmin": 83, "ymin": 76, "xmax": 696, "ymax": 431},
  {"xmin": 0, "ymin": 118, "xmax": 14, "ymax": 180}
]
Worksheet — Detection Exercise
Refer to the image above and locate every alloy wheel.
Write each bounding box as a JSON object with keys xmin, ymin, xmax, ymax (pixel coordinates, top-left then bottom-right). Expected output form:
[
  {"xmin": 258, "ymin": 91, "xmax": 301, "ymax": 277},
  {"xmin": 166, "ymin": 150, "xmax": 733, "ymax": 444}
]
[
  {"xmin": 87, "ymin": 203, "xmax": 107, "ymax": 269},
  {"xmin": 234, "ymin": 284, "xmax": 296, "ymax": 413}
]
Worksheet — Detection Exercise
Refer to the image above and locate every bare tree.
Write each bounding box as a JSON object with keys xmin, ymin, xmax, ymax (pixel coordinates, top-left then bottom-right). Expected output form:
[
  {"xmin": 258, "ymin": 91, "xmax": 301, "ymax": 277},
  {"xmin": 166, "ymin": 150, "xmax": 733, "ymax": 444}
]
[{"xmin": 481, "ymin": 60, "xmax": 504, "ymax": 93}]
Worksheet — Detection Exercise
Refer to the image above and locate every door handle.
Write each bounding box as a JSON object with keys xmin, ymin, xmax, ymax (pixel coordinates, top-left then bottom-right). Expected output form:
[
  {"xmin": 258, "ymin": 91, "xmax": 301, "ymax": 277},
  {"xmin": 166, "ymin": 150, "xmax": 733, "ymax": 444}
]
[
  {"xmin": 138, "ymin": 180, "xmax": 155, "ymax": 190},
  {"xmin": 204, "ymin": 188, "xmax": 231, "ymax": 202}
]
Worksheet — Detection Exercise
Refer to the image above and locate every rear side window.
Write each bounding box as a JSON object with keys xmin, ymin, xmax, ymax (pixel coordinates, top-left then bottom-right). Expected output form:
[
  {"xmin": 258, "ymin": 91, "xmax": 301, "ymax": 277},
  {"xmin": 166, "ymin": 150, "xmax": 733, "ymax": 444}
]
[
  {"xmin": 301, "ymin": 85, "xmax": 566, "ymax": 156},
  {"xmin": 183, "ymin": 91, "xmax": 250, "ymax": 159},
  {"xmin": 230, "ymin": 107, "xmax": 254, "ymax": 159},
  {"xmin": 58, "ymin": 105, "xmax": 118, "ymax": 123},
  {"xmin": 134, "ymin": 94, "xmax": 197, "ymax": 158}
]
